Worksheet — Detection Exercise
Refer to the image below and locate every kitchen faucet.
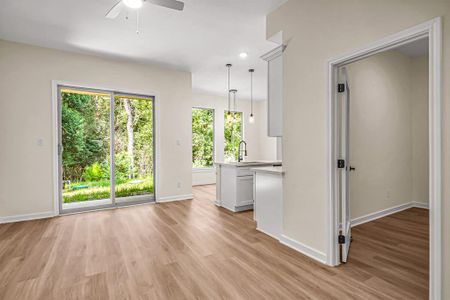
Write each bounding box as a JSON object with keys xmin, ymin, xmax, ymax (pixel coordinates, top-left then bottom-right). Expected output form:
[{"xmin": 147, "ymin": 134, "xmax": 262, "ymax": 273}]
[{"xmin": 238, "ymin": 140, "xmax": 247, "ymax": 162}]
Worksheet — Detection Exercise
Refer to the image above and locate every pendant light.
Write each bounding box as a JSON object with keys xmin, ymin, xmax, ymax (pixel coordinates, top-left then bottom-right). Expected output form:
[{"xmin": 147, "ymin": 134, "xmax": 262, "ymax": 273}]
[
  {"xmin": 249, "ymin": 69, "xmax": 255, "ymax": 123},
  {"xmin": 229, "ymin": 89, "xmax": 237, "ymax": 123},
  {"xmin": 226, "ymin": 64, "xmax": 232, "ymax": 116}
]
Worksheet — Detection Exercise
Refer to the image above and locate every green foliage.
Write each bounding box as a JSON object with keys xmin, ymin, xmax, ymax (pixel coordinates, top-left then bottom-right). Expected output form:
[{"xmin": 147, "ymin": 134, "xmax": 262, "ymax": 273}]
[
  {"xmin": 61, "ymin": 91, "xmax": 154, "ymax": 201},
  {"xmin": 114, "ymin": 152, "xmax": 133, "ymax": 181},
  {"xmin": 192, "ymin": 108, "xmax": 214, "ymax": 168},
  {"xmin": 82, "ymin": 162, "xmax": 105, "ymax": 182},
  {"xmin": 224, "ymin": 111, "xmax": 242, "ymax": 162},
  {"xmin": 61, "ymin": 92, "xmax": 109, "ymax": 180},
  {"xmin": 114, "ymin": 96, "xmax": 153, "ymax": 178},
  {"xmin": 62, "ymin": 176, "xmax": 153, "ymax": 203}
]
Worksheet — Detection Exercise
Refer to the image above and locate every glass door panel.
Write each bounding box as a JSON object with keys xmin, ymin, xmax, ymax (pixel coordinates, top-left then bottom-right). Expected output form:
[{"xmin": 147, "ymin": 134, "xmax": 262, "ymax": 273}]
[
  {"xmin": 113, "ymin": 95, "xmax": 155, "ymax": 204},
  {"xmin": 60, "ymin": 88, "xmax": 112, "ymax": 211}
]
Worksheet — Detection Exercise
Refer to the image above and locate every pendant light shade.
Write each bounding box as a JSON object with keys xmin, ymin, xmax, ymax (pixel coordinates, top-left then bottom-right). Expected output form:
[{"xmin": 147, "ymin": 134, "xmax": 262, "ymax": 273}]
[
  {"xmin": 229, "ymin": 89, "xmax": 237, "ymax": 123},
  {"xmin": 249, "ymin": 69, "xmax": 255, "ymax": 123}
]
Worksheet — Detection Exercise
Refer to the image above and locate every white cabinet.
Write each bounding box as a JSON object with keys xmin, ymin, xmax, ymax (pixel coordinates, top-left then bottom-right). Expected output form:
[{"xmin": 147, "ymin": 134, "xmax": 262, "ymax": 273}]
[
  {"xmin": 217, "ymin": 166, "xmax": 254, "ymax": 212},
  {"xmin": 236, "ymin": 175, "xmax": 254, "ymax": 207},
  {"xmin": 253, "ymin": 167, "xmax": 284, "ymax": 240},
  {"xmin": 262, "ymin": 45, "xmax": 285, "ymax": 137},
  {"xmin": 215, "ymin": 162, "xmax": 281, "ymax": 212}
]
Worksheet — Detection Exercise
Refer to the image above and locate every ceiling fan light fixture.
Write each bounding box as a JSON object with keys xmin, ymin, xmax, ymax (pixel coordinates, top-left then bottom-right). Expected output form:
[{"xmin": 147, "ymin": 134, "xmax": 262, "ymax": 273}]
[{"xmin": 123, "ymin": 0, "xmax": 143, "ymax": 9}]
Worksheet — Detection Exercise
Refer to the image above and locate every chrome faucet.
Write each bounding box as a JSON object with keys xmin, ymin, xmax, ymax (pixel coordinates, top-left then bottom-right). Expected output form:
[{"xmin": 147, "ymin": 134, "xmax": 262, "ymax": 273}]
[{"xmin": 238, "ymin": 140, "xmax": 247, "ymax": 162}]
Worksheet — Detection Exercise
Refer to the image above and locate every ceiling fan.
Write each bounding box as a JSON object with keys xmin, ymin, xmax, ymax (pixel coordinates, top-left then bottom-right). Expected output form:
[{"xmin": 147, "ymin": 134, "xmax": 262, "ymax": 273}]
[{"xmin": 105, "ymin": 0, "xmax": 184, "ymax": 19}]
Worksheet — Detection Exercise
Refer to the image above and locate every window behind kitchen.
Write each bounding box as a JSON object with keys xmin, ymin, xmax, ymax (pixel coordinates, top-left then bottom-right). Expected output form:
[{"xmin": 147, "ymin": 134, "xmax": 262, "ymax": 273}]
[
  {"xmin": 224, "ymin": 111, "xmax": 243, "ymax": 162},
  {"xmin": 192, "ymin": 107, "xmax": 215, "ymax": 168}
]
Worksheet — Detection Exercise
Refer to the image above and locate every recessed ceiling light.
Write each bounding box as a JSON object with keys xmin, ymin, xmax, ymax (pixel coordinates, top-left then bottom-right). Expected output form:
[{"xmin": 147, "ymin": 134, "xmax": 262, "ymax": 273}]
[
  {"xmin": 239, "ymin": 52, "xmax": 248, "ymax": 59},
  {"xmin": 123, "ymin": 0, "xmax": 143, "ymax": 9}
]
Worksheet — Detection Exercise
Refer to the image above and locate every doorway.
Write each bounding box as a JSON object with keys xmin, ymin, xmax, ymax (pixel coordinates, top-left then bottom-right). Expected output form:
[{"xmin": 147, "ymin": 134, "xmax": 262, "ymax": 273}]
[
  {"xmin": 327, "ymin": 17, "xmax": 442, "ymax": 299},
  {"xmin": 57, "ymin": 85, "xmax": 155, "ymax": 213}
]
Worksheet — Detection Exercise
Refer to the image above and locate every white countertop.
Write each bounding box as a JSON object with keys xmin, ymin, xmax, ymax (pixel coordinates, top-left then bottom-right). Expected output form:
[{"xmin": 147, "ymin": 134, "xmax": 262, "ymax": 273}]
[
  {"xmin": 251, "ymin": 166, "xmax": 284, "ymax": 175},
  {"xmin": 214, "ymin": 161, "xmax": 281, "ymax": 167}
]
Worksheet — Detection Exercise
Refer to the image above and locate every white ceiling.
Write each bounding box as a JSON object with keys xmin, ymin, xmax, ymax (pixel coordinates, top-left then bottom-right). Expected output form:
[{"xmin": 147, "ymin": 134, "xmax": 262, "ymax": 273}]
[
  {"xmin": 0, "ymin": 0, "xmax": 287, "ymax": 100},
  {"xmin": 395, "ymin": 37, "xmax": 429, "ymax": 58}
]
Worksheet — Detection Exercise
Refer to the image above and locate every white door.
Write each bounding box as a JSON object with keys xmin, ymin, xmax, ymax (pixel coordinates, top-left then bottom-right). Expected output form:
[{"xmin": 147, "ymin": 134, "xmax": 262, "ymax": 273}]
[{"xmin": 338, "ymin": 67, "xmax": 352, "ymax": 262}]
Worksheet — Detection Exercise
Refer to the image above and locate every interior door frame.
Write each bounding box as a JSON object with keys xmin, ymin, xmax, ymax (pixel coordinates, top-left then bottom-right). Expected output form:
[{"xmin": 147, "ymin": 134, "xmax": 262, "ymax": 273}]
[
  {"xmin": 326, "ymin": 17, "xmax": 441, "ymax": 299},
  {"xmin": 337, "ymin": 66, "xmax": 351, "ymax": 263},
  {"xmin": 52, "ymin": 81, "xmax": 160, "ymax": 214}
]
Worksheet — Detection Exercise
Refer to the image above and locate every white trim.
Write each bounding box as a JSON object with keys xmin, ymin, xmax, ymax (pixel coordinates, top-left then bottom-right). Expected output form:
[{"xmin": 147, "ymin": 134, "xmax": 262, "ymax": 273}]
[
  {"xmin": 156, "ymin": 194, "xmax": 193, "ymax": 203},
  {"xmin": 326, "ymin": 17, "xmax": 441, "ymax": 300},
  {"xmin": 192, "ymin": 167, "xmax": 215, "ymax": 173},
  {"xmin": 351, "ymin": 202, "xmax": 428, "ymax": 228},
  {"xmin": 280, "ymin": 235, "xmax": 327, "ymax": 264},
  {"xmin": 0, "ymin": 211, "xmax": 55, "ymax": 224},
  {"xmin": 51, "ymin": 81, "xmax": 59, "ymax": 216},
  {"xmin": 412, "ymin": 201, "xmax": 430, "ymax": 209},
  {"xmin": 256, "ymin": 227, "xmax": 279, "ymax": 241},
  {"xmin": 261, "ymin": 44, "xmax": 286, "ymax": 61}
]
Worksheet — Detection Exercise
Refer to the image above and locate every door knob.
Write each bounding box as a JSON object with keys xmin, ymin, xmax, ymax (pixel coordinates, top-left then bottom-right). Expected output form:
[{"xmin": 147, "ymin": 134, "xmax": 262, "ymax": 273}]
[{"xmin": 349, "ymin": 166, "xmax": 356, "ymax": 171}]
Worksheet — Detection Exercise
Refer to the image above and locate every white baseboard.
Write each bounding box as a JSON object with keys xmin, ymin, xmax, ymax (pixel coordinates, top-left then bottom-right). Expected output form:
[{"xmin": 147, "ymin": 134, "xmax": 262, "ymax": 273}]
[
  {"xmin": 351, "ymin": 201, "xmax": 429, "ymax": 227},
  {"xmin": 412, "ymin": 201, "xmax": 429, "ymax": 209},
  {"xmin": 279, "ymin": 234, "xmax": 327, "ymax": 264},
  {"xmin": 256, "ymin": 227, "xmax": 280, "ymax": 241},
  {"xmin": 0, "ymin": 211, "xmax": 55, "ymax": 224},
  {"xmin": 157, "ymin": 194, "xmax": 193, "ymax": 203}
]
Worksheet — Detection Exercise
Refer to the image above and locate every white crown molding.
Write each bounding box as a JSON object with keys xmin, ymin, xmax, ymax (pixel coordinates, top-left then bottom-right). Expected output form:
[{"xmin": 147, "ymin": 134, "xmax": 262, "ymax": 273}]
[{"xmin": 261, "ymin": 44, "xmax": 286, "ymax": 61}]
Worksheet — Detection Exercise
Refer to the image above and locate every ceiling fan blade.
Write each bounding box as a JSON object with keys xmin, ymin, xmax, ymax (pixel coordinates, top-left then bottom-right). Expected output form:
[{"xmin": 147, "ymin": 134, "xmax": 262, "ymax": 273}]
[
  {"xmin": 105, "ymin": 1, "xmax": 124, "ymax": 19},
  {"xmin": 147, "ymin": 0, "xmax": 184, "ymax": 11}
]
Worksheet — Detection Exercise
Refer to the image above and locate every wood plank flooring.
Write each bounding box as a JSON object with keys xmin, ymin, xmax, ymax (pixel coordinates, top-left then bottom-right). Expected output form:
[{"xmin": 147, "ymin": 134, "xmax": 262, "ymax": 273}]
[{"xmin": 0, "ymin": 185, "xmax": 428, "ymax": 299}]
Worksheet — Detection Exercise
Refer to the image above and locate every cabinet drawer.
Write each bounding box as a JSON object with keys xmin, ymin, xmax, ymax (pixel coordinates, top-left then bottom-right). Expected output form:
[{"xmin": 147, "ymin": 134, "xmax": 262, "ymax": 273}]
[{"xmin": 237, "ymin": 168, "xmax": 253, "ymax": 177}]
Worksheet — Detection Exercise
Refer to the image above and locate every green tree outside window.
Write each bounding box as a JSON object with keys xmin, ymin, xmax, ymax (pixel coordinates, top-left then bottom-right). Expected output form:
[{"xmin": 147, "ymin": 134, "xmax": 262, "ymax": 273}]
[
  {"xmin": 224, "ymin": 111, "xmax": 242, "ymax": 162},
  {"xmin": 192, "ymin": 108, "xmax": 214, "ymax": 168}
]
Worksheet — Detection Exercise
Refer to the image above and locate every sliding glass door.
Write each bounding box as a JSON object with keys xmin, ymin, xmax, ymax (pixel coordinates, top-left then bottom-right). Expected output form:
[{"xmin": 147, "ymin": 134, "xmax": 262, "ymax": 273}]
[
  {"xmin": 58, "ymin": 86, "xmax": 155, "ymax": 213},
  {"xmin": 114, "ymin": 95, "xmax": 154, "ymax": 205}
]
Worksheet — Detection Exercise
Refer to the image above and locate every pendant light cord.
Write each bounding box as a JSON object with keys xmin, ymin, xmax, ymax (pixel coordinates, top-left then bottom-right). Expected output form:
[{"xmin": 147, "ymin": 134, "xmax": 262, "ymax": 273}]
[
  {"xmin": 250, "ymin": 70, "xmax": 253, "ymax": 115},
  {"xmin": 136, "ymin": 10, "xmax": 140, "ymax": 34},
  {"xmin": 249, "ymin": 69, "xmax": 255, "ymax": 118},
  {"xmin": 226, "ymin": 64, "xmax": 232, "ymax": 113}
]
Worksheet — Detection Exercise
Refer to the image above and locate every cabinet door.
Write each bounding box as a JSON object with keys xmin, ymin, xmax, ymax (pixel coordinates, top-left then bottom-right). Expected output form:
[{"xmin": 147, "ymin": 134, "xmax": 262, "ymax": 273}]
[
  {"xmin": 268, "ymin": 54, "xmax": 283, "ymax": 137},
  {"xmin": 236, "ymin": 175, "xmax": 254, "ymax": 207}
]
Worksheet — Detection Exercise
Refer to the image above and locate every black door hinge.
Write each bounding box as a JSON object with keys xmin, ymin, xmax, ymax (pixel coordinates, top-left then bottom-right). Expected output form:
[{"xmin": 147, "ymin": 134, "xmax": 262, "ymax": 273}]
[
  {"xmin": 338, "ymin": 235, "xmax": 346, "ymax": 244},
  {"xmin": 337, "ymin": 159, "xmax": 345, "ymax": 169},
  {"xmin": 337, "ymin": 83, "xmax": 345, "ymax": 93}
]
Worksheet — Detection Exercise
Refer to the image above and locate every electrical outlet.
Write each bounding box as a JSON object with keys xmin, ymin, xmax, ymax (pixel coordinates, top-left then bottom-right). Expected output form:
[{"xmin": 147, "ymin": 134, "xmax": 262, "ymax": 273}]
[{"xmin": 177, "ymin": 181, "xmax": 181, "ymax": 189}]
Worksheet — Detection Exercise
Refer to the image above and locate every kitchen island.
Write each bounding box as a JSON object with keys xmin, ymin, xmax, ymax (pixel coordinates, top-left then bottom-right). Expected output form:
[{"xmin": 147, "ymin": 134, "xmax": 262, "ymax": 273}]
[{"xmin": 215, "ymin": 161, "xmax": 281, "ymax": 212}]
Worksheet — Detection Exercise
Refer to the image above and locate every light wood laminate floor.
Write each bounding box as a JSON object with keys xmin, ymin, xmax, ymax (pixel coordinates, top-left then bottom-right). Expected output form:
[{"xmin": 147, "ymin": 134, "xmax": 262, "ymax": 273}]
[{"xmin": 0, "ymin": 185, "xmax": 428, "ymax": 299}]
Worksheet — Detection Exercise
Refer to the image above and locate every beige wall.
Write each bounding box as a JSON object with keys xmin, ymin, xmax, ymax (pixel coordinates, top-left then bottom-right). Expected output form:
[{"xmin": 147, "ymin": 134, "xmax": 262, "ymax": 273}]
[
  {"xmin": 0, "ymin": 39, "xmax": 193, "ymax": 218},
  {"xmin": 347, "ymin": 50, "xmax": 428, "ymax": 219},
  {"xmin": 411, "ymin": 56, "xmax": 429, "ymax": 205},
  {"xmin": 192, "ymin": 93, "xmax": 277, "ymax": 185},
  {"xmin": 267, "ymin": 0, "xmax": 449, "ymax": 296}
]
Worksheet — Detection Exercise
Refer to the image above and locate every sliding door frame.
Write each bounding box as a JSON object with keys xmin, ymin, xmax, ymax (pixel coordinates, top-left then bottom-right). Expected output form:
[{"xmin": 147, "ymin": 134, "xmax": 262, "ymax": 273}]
[
  {"xmin": 52, "ymin": 81, "xmax": 159, "ymax": 215},
  {"xmin": 113, "ymin": 92, "xmax": 156, "ymax": 207}
]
